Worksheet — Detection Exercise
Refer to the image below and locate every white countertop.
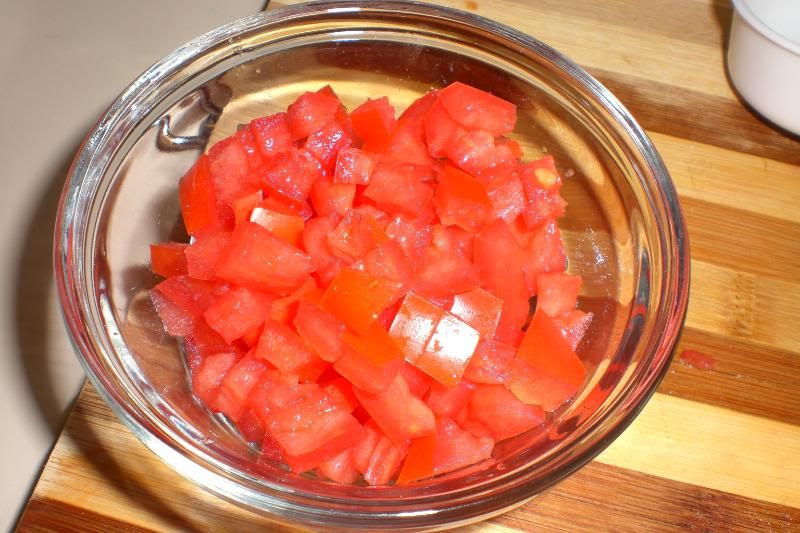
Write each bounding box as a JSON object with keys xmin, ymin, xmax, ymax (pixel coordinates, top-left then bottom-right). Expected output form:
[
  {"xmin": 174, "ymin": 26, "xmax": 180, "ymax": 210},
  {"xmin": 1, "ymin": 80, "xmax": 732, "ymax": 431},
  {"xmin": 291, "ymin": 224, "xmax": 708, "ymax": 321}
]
[{"xmin": 0, "ymin": 1, "xmax": 262, "ymax": 529}]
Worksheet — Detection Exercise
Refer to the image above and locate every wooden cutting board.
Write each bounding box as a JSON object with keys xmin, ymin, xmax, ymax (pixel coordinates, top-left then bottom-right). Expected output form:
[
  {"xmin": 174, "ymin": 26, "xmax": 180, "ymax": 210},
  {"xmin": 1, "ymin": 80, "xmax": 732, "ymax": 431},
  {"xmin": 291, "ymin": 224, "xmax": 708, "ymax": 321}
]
[{"xmin": 19, "ymin": 0, "xmax": 800, "ymax": 531}]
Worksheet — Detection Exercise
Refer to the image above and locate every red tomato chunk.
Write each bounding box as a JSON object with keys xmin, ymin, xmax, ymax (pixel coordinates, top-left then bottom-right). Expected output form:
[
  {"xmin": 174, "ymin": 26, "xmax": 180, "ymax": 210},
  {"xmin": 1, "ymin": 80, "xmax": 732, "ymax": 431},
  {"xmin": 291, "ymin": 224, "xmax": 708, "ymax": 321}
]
[{"xmin": 150, "ymin": 83, "xmax": 590, "ymax": 486}]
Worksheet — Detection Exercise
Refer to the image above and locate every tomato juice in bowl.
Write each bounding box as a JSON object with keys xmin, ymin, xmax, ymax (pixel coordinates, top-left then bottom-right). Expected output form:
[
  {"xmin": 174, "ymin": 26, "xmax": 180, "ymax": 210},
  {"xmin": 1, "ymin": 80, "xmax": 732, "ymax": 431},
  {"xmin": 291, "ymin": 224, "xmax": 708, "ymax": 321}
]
[{"xmin": 54, "ymin": 1, "xmax": 689, "ymax": 530}]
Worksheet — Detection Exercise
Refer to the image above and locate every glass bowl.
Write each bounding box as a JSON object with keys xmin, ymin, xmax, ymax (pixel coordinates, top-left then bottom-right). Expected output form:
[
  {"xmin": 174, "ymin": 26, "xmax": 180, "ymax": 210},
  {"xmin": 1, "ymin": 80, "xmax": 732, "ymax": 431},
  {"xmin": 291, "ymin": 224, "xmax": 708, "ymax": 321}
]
[{"xmin": 54, "ymin": 1, "xmax": 689, "ymax": 530}]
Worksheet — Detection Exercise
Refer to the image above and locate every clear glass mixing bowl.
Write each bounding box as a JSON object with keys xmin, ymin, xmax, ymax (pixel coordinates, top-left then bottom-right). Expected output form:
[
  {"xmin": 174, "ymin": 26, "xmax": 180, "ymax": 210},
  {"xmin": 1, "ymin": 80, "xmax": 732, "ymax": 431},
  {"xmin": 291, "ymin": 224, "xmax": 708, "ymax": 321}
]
[{"xmin": 54, "ymin": 1, "xmax": 690, "ymax": 530}]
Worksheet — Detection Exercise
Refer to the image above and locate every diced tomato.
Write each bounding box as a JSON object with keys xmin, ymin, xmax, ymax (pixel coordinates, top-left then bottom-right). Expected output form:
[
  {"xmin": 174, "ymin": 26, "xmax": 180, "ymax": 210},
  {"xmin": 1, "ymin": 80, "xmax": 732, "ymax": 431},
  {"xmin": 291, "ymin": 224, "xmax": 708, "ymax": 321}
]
[
  {"xmin": 474, "ymin": 220, "xmax": 529, "ymax": 345},
  {"xmin": 184, "ymin": 231, "xmax": 231, "ymax": 280},
  {"xmin": 433, "ymin": 164, "xmax": 494, "ymax": 232},
  {"xmin": 414, "ymin": 312, "xmax": 480, "ymax": 387},
  {"xmin": 152, "ymin": 276, "xmax": 217, "ymax": 335},
  {"xmin": 519, "ymin": 156, "xmax": 567, "ymax": 228},
  {"xmin": 351, "ymin": 96, "xmax": 396, "ymax": 152},
  {"xmin": 203, "ymin": 287, "xmax": 274, "ymax": 344},
  {"xmin": 207, "ymin": 135, "xmax": 263, "ymax": 209},
  {"xmin": 319, "ymin": 268, "xmax": 403, "ymax": 334},
  {"xmin": 399, "ymin": 91, "xmax": 438, "ymax": 121},
  {"xmin": 485, "ymin": 171, "xmax": 525, "ymax": 223},
  {"xmin": 521, "ymin": 220, "xmax": 567, "ymax": 291},
  {"xmin": 415, "ymin": 225, "xmax": 480, "ymax": 298},
  {"xmin": 215, "ymin": 221, "xmax": 313, "ymax": 293},
  {"xmin": 333, "ymin": 342, "xmax": 404, "ymax": 394},
  {"xmin": 389, "ymin": 293, "xmax": 443, "ymax": 364},
  {"xmin": 423, "ymin": 98, "xmax": 461, "ymax": 159},
  {"xmin": 309, "ymin": 175, "xmax": 356, "ymax": 218},
  {"xmin": 318, "ymin": 448, "xmax": 359, "ymax": 484},
  {"xmin": 552, "ymin": 309, "xmax": 594, "ymax": 351},
  {"xmin": 352, "ymin": 420, "xmax": 383, "ymax": 473},
  {"xmin": 425, "ymin": 380, "xmax": 474, "ymax": 418},
  {"xmin": 255, "ymin": 318, "xmax": 327, "ymax": 381},
  {"xmin": 249, "ymin": 205, "xmax": 305, "ymax": 247},
  {"xmin": 505, "ymin": 356, "xmax": 576, "ymax": 412},
  {"xmin": 293, "ymin": 301, "xmax": 346, "ymax": 362},
  {"xmin": 430, "ymin": 417, "xmax": 493, "ymax": 476},
  {"xmin": 449, "ymin": 288, "xmax": 503, "ymax": 338},
  {"xmin": 517, "ymin": 309, "xmax": 586, "ymax": 389},
  {"xmin": 445, "ymin": 129, "xmax": 516, "ymax": 178},
  {"xmin": 334, "ymin": 147, "xmax": 377, "ymax": 185},
  {"xmin": 461, "ymin": 384, "xmax": 545, "ymax": 441},
  {"xmin": 385, "ymin": 215, "xmax": 433, "ymax": 270},
  {"xmin": 250, "ymin": 113, "xmax": 293, "ymax": 159},
  {"xmin": 384, "ymin": 118, "xmax": 433, "ymax": 166},
  {"xmin": 496, "ymin": 137, "xmax": 523, "ymax": 159},
  {"xmin": 321, "ymin": 376, "xmax": 359, "ymax": 413},
  {"xmin": 184, "ymin": 319, "xmax": 232, "ymax": 370},
  {"xmin": 537, "ymin": 272, "xmax": 582, "ymax": 317},
  {"xmin": 354, "ymin": 421, "xmax": 410, "ymax": 486},
  {"xmin": 287, "ymin": 91, "xmax": 341, "ymax": 141},
  {"xmin": 302, "ymin": 215, "xmax": 346, "ymax": 286},
  {"xmin": 262, "ymin": 149, "xmax": 323, "ymax": 204},
  {"xmin": 150, "ymin": 242, "xmax": 188, "ymax": 278},
  {"xmin": 237, "ymin": 408, "xmax": 267, "ymax": 443},
  {"xmin": 354, "ymin": 373, "xmax": 436, "ymax": 445},
  {"xmin": 395, "ymin": 434, "xmax": 436, "ymax": 485},
  {"xmin": 232, "ymin": 190, "xmax": 263, "ymax": 225},
  {"xmin": 191, "ymin": 351, "xmax": 241, "ymax": 406},
  {"xmin": 211, "ymin": 353, "xmax": 269, "ymax": 421},
  {"xmin": 400, "ymin": 362, "xmax": 434, "ymax": 398},
  {"xmin": 179, "ymin": 155, "xmax": 233, "ymax": 236},
  {"xmin": 463, "ymin": 339, "xmax": 515, "ymax": 384},
  {"xmin": 327, "ymin": 209, "xmax": 381, "ymax": 262},
  {"xmin": 268, "ymin": 277, "xmax": 318, "ymax": 325},
  {"xmin": 362, "ymin": 240, "xmax": 415, "ymax": 292},
  {"xmin": 306, "ymin": 119, "xmax": 354, "ymax": 172},
  {"xmin": 445, "ymin": 226, "xmax": 475, "ymax": 261},
  {"xmin": 342, "ymin": 323, "xmax": 403, "ymax": 367},
  {"xmin": 364, "ymin": 164, "xmax": 433, "ymax": 218},
  {"xmin": 438, "ymin": 82, "xmax": 516, "ymax": 137}
]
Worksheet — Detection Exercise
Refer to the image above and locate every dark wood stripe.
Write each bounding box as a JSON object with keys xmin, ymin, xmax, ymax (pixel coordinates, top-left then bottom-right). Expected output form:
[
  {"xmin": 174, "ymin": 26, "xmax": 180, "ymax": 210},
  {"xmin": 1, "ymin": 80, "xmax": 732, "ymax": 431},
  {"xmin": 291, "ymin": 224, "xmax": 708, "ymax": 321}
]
[
  {"xmin": 681, "ymin": 196, "xmax": 800, "ymax": 282},
  {"xmin": 659, "ymin": 327, "xmax": 800, "ymax": 426},
  {"xmin": 495, "ymin": 461, "xmax": 800, "ymax": 532},
  {"xmin": 19, "ymin": 498, "xmax": 153, "ymax": 533},
  {"xmin": 589, "ymin": 69, "xmax": 800, "ymax": 167}
]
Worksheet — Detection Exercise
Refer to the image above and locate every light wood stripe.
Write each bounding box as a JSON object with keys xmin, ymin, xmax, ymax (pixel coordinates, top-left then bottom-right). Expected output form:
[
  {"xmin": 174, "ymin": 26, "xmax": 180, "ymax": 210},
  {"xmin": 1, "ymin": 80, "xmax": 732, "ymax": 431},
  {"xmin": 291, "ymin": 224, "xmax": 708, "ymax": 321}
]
[
  {"xmin": 661, "ymin": 327, "xmax": 800, "ymax": 425},
  {"xmin": 686, "ymin": 260, "xmax": 800, "ymax": 354},
  {"xmin": 653, "ymin": 132, "xmax": 800, "ymax": 225},
  {"xmin": 596, "ymin": 393, "xmax": 800, "ymax": 508}
]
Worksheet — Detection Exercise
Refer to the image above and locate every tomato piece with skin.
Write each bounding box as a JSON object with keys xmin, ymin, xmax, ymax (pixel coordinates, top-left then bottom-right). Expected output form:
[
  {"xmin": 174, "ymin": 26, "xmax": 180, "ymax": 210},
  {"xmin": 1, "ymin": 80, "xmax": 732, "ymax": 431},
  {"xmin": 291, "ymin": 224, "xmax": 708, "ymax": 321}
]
[
  {"xmin": 517, "ymin": 309, "xmax": 586, "ymax": 389},
  {"xmin": 506, "ymin": 356, "xmax": 578, "ymax": 412},
  {"xmin": 350, "ymin": 96, "xmax": 396, "ymax": 152},
  {"xmin": 433, "ymin": 164, "xmax": 495, "ymax": 232},
  {"xmin": 293, "ymin": 301, "xmax": 346, "ymax": 362},
  {"xmin": 537, "ymin": 272, "xmax": 582, "ymax": 317},
  {"xmin": 353, "ymin": 373, "xmax": 436, "ymax": 445},
  {"xmin": 364, "ymin": 164, "xmax": 434, "ymax": 218},
  {"xmin": 250, "ymin": 113, "xmax": 293, "ymax": 159},
  {"xmin": 286, "ymin": 91, "xmax": 341, "ymax": 141},
  {"xmin": 449, "ymin": 288, "xmax": 503, "ymax": 338},
  {"xmin": 249, "ymin": 206, "xmax": 305, "ymax": 247},
  {"xmin": 552, "ymin": 309, "xmax": 594, "ymax": 351},
  {"xmin": 460, "ymin": 383, "xmax": 545, "ymax": 441},
  {"xmin": 179, "ymin": 155, "xmax": 233, "ymax": 236},
  {"xmin": 150, "ymin": 242, "xmax": 188, "ymax": 278},
  {"xmin": 334, "ymin": 147, "xmax": 377, "ymax": 185},
  {"xmin": 437, "ymin": 82, "xmax": 516, "ymax": 137},
  {"xmin": 395, "ymin": 434, "xmax": 436, "ymax": 485},
  {"xmin": 389, "ymin": 293, "xmax": 443, "ymax": 364},
  {"xmin": 341, "ymin": 322, "xmax": 403, "ymax": 367},
  {"xmin": 333, "ymin": 342, "xmax": 404, "ymax": 394},
  {"xmin": 463, "ymin": 339, "xmax": 515, "ymax": 384},
  {"xmin": 215, "ymin": 221, "xmax": 313, "ymax": 294},
  {"xmin": 415, "ymin": 312, "xmax": 480, "ymax": 387},
  {"xmin": 203, "ymin": 287, "xmax": 275, "ymax": 344},
  {"xmin": 415, "ymin": 225, "xmax": 481, "ymax": 299},
  {"xmin": 319, "ymin": 268, "xmax": 403, "ymax": 335}
]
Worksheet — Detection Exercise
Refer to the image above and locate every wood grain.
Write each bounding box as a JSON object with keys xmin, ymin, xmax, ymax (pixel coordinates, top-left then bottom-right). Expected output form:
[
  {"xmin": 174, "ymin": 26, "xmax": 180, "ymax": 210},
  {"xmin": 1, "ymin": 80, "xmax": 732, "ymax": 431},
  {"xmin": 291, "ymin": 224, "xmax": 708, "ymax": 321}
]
[{"xmin": 19, "ymin": 0, "xmax": 800, "ymax": 531}]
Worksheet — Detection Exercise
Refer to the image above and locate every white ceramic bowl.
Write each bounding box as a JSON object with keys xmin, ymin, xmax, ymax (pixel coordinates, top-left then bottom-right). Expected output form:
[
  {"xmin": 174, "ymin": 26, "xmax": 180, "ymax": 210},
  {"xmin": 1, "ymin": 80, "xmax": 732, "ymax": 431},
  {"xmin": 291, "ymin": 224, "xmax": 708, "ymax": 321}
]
[{"xmin": 728, "ymin": 0, "xmax": 800, "ymax": 134}]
